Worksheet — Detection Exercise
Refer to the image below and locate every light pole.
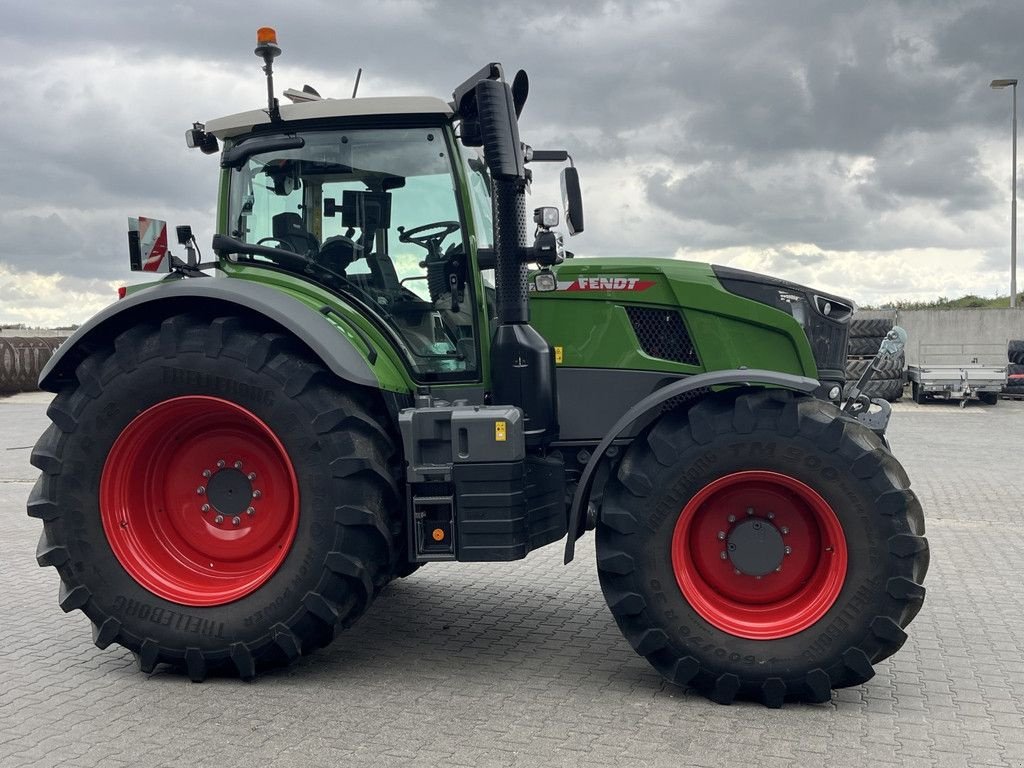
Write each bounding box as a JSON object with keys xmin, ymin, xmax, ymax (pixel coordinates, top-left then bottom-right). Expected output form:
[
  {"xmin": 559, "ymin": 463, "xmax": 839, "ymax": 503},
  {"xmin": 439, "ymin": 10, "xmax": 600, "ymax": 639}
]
[{"xmin": 991, "ymin": 78, "xmax": 1018, "ymax": 307}]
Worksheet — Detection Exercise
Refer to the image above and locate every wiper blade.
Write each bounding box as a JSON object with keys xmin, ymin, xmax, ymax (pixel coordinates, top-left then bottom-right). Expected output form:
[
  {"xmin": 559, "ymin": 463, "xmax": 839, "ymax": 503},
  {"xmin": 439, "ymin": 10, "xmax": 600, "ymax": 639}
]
[
  {"xmin": 221, "ymin": 135, "xmax": 305, "ymax": 168},
  {"xmin": 211, "ymin": 233, "xmax": 307, "ymax": 263}
]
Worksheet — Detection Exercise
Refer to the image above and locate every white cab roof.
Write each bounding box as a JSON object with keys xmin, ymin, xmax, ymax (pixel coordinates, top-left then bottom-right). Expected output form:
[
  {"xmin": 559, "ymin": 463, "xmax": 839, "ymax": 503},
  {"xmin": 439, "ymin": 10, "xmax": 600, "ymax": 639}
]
[{"xmin": 206, "ymin": 96, "xmax": 453, "ymax": 139}]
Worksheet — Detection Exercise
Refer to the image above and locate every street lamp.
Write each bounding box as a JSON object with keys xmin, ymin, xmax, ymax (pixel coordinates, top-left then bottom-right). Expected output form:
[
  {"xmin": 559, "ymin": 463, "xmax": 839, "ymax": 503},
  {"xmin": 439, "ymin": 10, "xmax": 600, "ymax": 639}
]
[{"xmin": 991, "ymin": 78, "xmax": 1018, "ymax": 307}]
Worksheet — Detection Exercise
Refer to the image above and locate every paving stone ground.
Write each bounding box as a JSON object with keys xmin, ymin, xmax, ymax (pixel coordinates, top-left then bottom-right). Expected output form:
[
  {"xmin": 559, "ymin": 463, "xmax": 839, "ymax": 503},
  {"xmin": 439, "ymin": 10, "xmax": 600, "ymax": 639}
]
[{"xmin": 2, "ymin": 391, "xmax": 1023, "ymax": 767}]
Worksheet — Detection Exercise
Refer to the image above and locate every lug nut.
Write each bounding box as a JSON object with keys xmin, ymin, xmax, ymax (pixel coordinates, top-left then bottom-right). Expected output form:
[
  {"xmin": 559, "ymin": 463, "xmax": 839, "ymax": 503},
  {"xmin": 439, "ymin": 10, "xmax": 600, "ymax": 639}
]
[
  {"xmin": 780, "ymin": 526, "xmax": 789, "ymax": 535},
  {"xmin": 784, "ymin": 546, "xmax": 792, "ymax": 555},
  {"xmin": 201, "ymin": 504, "xmax": 210, "ymax": 513},
  {"xmin": 232, "ymin": 516, "xmax": 241, "ymax": 526},
  {"xmin": 720, "ymin": 551, "xmax": 728, "ymax": 560},
  {"xmin": 247, "ymin": 472, "xmax": 257, "ymax": 481},
  {"xmin": 214, "ymin": 514, "xmax": 224, "ymax": 524},
  {"xmin": 216, "ymin": 459, "xmax": 226, "ymax": 469},
  {"xmin": 202, "ymin": 469, "xmax": 212, "ymax": 478},
  {"xmin": 196, "ymin": 486, "xmax": 206, "ymax": 495},
  {"xmin": 767, "ymin": 512, "xmax": 775, "ymax": 520},
  {"xmin": 775, "ymin": 566, "xmax": 782, "ymax": 572},
  {"xmin": 234, "ymin": 460, "xmax": 243, "ymax": 469},
  {"xmin": 717, "ymin": 531, "xmax": 726, "ymax": 541},
  {"xmin": 246, "ymin": 506, "xmax": 255, "ymax": 516},
  {"xmin": 746, "ymin": 507, "xmax": 754, "ymax": 516},
  {"xmin": 252, "ymin": 490, "xmax": 262, "ymax": 499},
  {"xmin": 727, "ymin": 514, "xmax": 736, "ymax": 523},
  {"xmin": 734, "ymin": 568, "xmax": 741, "ymax": 575}
]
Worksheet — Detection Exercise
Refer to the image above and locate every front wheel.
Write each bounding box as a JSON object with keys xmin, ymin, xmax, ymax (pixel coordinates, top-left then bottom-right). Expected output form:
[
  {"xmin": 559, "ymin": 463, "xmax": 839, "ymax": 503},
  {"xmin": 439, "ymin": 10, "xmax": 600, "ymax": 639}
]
[
  {"xmin": 596, "ymin": 390, "xmax": 928, "ymax": 706},
  {"xmin": 29, "ymin": 315, "xmax": 402, "ymax": 680}
]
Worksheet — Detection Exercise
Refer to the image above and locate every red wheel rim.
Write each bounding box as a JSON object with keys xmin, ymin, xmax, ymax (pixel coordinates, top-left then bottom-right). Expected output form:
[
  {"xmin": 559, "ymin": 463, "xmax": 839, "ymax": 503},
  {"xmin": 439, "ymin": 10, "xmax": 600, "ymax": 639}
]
[
  {"xmin": 671, "ymin": 471, "xmax": 847, "ymax": 640},
  {"xmin": 100, "ymin": 396, "xmax": 300, "ymax": 607}
]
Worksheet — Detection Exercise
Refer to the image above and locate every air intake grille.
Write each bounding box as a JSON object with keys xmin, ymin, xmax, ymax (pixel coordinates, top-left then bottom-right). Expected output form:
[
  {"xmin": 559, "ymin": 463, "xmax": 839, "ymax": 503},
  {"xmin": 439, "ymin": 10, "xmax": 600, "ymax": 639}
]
[{"xmin": 625, "ymin": 307, "xmax": 699, "ymax": 365}]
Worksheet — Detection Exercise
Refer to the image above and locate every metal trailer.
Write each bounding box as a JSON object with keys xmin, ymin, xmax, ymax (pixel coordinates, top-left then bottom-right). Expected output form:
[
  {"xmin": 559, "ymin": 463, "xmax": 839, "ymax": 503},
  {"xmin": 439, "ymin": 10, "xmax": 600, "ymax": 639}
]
[{"xmin": 907, "ymin": 342, "xmax": 1007, "ymax": 405}]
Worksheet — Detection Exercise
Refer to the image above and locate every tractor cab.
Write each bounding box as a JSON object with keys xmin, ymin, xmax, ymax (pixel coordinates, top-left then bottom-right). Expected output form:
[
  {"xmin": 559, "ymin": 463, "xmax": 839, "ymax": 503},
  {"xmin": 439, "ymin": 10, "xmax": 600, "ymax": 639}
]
[{"xmin": 210, "ymin": 115, "xmax": 488, "ymax": 379}]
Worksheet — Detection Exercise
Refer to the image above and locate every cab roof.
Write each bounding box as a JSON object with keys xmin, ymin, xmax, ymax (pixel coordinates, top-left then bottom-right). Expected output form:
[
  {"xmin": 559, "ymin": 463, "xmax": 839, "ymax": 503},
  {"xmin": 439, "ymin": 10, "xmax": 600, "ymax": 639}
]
[{"xmin": 206, "ymin": 96, "xmax": 454, "ymax": 139}]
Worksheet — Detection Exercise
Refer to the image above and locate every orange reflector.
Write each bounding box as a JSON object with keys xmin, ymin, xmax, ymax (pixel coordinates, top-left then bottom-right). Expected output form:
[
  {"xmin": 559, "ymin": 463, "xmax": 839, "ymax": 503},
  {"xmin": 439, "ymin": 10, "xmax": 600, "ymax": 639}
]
[
  {"xmin": 117, "ymin": 286, "xmax": 127, "ymax": 300},
  {"xmin": 257, "ymin": 27, "xmax": 277, "ymax": 45},
  {"xmin": 432, "ymin": 528, "xmax": 445, "ymax": 542}
]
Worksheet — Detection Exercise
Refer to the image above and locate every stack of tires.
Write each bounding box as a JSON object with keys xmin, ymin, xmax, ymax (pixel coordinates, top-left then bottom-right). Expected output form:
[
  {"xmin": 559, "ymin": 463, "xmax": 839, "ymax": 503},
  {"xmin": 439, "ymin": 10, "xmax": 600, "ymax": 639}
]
[
  {"xmin": 1005, "ymin": 340, "xmax": 1024, "ymax": 397},
  {"xmin": 0, "ymin": 337, "xmax": 66, "ymax": 394},
  {"xmin": 845, "ymin": 318, "xmax": 905, "ymax": 402}
]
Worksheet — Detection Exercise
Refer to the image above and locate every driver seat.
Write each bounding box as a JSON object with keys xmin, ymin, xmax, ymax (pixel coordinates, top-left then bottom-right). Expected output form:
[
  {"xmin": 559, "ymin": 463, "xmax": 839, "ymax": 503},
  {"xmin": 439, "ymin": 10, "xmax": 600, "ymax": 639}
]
[{"xmin": 272, "ymin": 212, "xmax": 319, "ymax": 256}]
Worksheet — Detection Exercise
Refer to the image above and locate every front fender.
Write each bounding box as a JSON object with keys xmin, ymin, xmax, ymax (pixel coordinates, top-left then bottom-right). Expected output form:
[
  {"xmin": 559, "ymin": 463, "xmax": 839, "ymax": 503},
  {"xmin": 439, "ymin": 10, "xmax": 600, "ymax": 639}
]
[
  {"xmin": 39, "ymin": 278, "xmax": 383, "ymax": 392},
  {"xmin": 563, "ymin": 368, "xmax": 820, "ymax": 563}
]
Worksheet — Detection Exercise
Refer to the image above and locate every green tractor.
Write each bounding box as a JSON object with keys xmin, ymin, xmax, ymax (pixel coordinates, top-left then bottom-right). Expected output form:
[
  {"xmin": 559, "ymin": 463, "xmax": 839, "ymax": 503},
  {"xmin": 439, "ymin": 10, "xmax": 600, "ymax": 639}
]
[{"xmin": 28, "ymin": 30, "xmax": 927, "ymax": 707}]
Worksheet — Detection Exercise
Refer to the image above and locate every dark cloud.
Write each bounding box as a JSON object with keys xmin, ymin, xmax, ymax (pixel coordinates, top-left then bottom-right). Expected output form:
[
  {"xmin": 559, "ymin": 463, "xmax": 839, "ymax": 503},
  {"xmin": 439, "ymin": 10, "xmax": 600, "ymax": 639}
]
[{"xmin": 0, "ymin": 0, "xmax": 1021, "ymax": 320}]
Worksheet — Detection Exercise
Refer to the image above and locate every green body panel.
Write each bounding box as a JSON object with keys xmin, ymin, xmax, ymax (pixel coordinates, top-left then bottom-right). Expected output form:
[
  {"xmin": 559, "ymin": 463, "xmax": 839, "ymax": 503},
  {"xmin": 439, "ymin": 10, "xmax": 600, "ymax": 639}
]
[
  {"xmin": 219, "ymin": 263, "xmax": 413, "ymax": 393},
  {"xmin": 529, "ymin": 257, "xmax": 818, "ymax": 378}
]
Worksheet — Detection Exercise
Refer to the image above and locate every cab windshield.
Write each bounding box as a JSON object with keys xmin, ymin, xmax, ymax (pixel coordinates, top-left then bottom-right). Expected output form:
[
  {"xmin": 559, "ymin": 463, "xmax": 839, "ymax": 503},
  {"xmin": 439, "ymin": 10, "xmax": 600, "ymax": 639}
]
[{"xmin": 226, "ymin": 126, "xmax": 479, "ymax": 380}]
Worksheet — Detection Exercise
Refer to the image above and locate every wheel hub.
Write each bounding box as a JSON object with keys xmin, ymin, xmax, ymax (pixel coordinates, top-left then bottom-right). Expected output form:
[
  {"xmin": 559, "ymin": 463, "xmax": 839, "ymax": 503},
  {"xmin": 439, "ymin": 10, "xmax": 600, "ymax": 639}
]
[
  {"xmin": 204, "ymin": 466, "xmax": 255, "ymax": 519},
  {"xmin": 727, "ymin": 517, "xmax": 785, "ymax": 576}
]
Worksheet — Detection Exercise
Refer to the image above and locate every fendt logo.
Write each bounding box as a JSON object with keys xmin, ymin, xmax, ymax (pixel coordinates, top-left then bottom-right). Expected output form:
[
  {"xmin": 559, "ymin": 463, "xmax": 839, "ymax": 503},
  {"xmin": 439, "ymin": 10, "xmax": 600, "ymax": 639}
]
[{"xmin": 562, "ymin": 276, "xmax": 656, "ymax": 291}]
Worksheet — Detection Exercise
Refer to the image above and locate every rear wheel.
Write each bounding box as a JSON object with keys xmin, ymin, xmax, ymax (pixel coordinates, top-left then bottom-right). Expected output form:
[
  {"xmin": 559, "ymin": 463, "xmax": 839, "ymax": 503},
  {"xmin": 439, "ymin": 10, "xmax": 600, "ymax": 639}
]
[
  {"xmin": 29, "ymin": 315, "xmax": 402, "ymax": 679},
  {"xmin": 978, "ymin": 392, "xmax": 999, "ymax": 405},
  {"xmin": 596, "ymin": 390, "xmax": 928, "ymax": 706}
]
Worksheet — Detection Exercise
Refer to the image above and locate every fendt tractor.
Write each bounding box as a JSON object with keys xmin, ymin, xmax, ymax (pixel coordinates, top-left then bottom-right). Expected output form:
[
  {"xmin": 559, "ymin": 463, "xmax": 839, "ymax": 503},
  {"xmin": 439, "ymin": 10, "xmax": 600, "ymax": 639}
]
[{"xmin": 28, "ymin": 29, "xmax": 928, "ymax": 707}]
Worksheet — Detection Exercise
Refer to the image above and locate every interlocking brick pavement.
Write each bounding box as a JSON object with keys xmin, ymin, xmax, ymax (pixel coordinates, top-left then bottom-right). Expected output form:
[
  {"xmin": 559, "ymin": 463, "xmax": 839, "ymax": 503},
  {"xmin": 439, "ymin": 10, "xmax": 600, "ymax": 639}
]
[{"xmin": 2, "ymin": 392, "xmax": 1023, "ymax": 767}]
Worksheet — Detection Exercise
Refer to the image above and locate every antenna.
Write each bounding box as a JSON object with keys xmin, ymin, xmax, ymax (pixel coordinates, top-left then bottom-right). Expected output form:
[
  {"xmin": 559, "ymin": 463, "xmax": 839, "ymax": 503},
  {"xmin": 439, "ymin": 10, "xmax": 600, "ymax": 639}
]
[
  {"xmin": 352, "ymin": 68, "xmax": 363, "ymax": 98},
  {"xmin": 254, "ymin": 27, "xmax": 283, "ymax": 122}
]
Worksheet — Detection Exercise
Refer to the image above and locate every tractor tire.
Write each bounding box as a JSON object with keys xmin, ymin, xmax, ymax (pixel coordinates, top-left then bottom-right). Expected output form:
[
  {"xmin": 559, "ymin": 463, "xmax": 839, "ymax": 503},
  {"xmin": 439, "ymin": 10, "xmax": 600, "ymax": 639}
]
[
  {"xmin": 841, "ymin": 378, "xmax": 903, "ymax": 403},
  {"xmin": 28, "ymin": 314, "xmax": 402, "ymax": 680},
  {"xmin": 862, "ymin": 377, "xmax": 904, "ymax": 402},
  {"xmin": 845, "ymin": 353, "xmax": 904, "ymax": 382},
  {"xmin": 596, "ymin": 389, "xmax": 927, "ymax": 707},
  {"xmin": 1008, "ymin": 340, "xmax": 1024, "ymax": 365},
  {"xmin": 911, "ymin": 382, "xmax": 926, "ymax": 404},
  {"xmin": 847, "ymin": 336, "xmax": 884, "ymax": 357},
  {"xmin": 1007, "ymin": 363, "xmax": 1024, "ymax": 377},
  {"xmin": 979, "ymin": 392, "xmax": 999, "ymax": 406},
  {"xmin": 849, "ymin": 318, "xmax": 893, "ymax": 338}
]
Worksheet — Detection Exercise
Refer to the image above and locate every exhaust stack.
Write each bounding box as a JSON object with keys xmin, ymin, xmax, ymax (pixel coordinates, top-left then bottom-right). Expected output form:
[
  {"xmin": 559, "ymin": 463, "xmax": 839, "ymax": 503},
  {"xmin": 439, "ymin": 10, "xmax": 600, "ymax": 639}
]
[{"xmin": 470, "ymin": 76, "xmax": 558, "ymax": 444}]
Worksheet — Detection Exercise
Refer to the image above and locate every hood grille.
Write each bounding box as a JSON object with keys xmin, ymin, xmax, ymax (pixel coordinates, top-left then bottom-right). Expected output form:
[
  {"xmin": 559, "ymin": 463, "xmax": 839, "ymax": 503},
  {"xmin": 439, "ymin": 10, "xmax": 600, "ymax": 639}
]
[{"xmin": 625, "ymin": 306, "xmax": 700, "ymax": 366}]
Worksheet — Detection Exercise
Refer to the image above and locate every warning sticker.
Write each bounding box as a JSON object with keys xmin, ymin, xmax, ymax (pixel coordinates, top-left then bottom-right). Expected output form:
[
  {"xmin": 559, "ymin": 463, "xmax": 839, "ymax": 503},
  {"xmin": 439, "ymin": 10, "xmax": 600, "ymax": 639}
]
[{"xmin": 128, "ymin": 216, "xmax": 170, "ymax": 272}]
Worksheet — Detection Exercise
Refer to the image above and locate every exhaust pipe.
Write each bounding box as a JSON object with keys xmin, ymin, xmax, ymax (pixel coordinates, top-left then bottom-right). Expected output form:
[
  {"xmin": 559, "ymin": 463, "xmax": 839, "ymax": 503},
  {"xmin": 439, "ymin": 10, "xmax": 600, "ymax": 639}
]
[{"xmin": 473, "ymin": 78, "xmax": 557, "ymax": 443}]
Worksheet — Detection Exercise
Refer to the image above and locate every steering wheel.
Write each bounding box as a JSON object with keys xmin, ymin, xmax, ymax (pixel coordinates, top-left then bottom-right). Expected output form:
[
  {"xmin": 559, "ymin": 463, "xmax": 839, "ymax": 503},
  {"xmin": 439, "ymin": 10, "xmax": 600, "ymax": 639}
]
[{"xmin": 397, "ymin": 221, "xmax": 460, "ymax": 253}]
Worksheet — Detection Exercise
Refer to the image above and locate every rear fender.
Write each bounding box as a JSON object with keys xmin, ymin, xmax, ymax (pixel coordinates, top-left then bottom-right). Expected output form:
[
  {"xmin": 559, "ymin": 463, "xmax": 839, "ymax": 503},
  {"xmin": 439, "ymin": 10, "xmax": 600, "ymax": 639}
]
[
  {"xmin": 563, "ymin": 368, "xmax": 820, "ymax": 563},
  {"xmin": 39, "ymin": 278, "xmax": 387, "ymax": 393}
]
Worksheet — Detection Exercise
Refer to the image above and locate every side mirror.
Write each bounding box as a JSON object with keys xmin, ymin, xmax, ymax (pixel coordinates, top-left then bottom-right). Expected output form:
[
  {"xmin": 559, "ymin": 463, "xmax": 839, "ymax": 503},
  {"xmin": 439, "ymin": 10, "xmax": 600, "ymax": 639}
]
[{"xmin": 561, "ymin": 167, "xmax": 584, "ymax": 235}]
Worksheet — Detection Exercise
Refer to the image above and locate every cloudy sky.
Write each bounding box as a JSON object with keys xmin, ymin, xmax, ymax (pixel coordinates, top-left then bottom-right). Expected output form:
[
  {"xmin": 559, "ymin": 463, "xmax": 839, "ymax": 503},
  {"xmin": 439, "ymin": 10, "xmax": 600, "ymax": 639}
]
[{"xmin": 1, "ymin": 0, "xmax": 1021, "ymax": 325}]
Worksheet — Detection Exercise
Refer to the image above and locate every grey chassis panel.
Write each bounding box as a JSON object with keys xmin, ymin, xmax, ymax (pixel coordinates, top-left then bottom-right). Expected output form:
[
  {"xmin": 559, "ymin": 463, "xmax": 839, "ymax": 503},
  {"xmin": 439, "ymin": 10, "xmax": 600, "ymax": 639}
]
[
  {"xmin": 38, "ymin": 277, "xmax": 379, "ymax": 391},
  {"xmin": 562, "ymin": 368, "xmax": 820, "ymax": 564},
  {"xmin": 556, "ymin": 368, "xmax": 686, "ymax": 442}
]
